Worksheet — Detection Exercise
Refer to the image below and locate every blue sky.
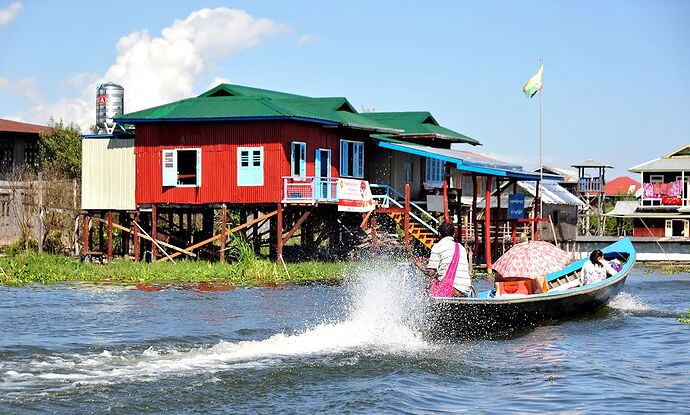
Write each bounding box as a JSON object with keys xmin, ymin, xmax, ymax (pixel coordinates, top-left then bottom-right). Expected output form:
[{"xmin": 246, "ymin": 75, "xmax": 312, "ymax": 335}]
[{"xmin": 1, "ymin": 1, "xmax": 688, "ymax": 178}]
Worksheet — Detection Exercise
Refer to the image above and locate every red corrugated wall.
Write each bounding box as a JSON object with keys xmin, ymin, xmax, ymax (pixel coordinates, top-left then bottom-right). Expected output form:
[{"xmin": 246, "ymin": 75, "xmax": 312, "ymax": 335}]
[{"xmin": 134, "ymin": 120, "xmax": 343, "ymax": 205}]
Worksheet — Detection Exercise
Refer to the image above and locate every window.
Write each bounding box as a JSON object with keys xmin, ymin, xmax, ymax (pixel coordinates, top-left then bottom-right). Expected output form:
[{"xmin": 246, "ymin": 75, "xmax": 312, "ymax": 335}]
[
  {"xmin": 649, "ymin": 174, "xmax": 664, "ymax": 184},
  {"xmin": 24, "ymin": 142, "xmax": 38, "ymax": 168},
  {"xmin": 161, "ymin": 148, "xmax": 201, "ymax": 187},
  {"xmin": 237, "ymin": 146, "xmax": 264, "ymax": 186},
  {"xmin": 403, "ymin": 162, "xmax": 413, "ymax": 184},
  {"xmin": 425, "ymin": 157, "xmax": 445, "ymax": 186},
  {"xmin": 0, "ymin": 140, "xmax": 13, "ymax": 171},
  {"xmin": 340, "ymin": 140, "xmax": 364, "ymax": 178},
  {"xmin": 291, "ymin": 142, "xmax": 306, "ymax": 178}
]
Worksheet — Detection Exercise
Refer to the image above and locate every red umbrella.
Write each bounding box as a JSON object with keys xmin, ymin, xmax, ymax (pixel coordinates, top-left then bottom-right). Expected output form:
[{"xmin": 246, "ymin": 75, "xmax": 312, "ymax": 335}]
[{"xmin": 492, "ymin": 240, "xmax": 572, "ymax": 280}]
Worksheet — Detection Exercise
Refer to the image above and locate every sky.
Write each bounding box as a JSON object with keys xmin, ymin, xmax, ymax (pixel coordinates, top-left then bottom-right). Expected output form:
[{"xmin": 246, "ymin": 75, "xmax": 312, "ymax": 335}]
[{"xmin": 0, "ymin": 1, "xmax": 689, "ymax": 179}]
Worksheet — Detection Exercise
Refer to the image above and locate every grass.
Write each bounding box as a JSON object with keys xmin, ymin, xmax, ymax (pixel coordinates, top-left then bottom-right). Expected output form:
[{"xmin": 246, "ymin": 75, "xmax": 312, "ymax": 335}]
[
  {"xmin": 641, "ymin": 263, "xmax": 690, "ymax": 275},
  {"xmin": 0, "ymin": 252, "xmax": 351, "ymax": 287}
]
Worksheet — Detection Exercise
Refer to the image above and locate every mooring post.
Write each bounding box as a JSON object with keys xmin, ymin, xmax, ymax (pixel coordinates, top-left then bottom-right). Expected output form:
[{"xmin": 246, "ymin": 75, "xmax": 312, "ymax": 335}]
[
  {"xmin": 443, "ymin": 177, "xmax": 450, "ymax": 224},
  {"xmin": 151, "ymin": 205, "xmax": 158, "ymax": 261},
  {"xmin": 220, "ymin": 204, "xmax": 227, "ymax": 263},
  {"xmin": 512, "ymin": 181, "xmax": 518, "ymax": 245},
  {"xmin": 494, "ymin": 179, "xmax": 501, "ymax": 258},
  {"xmin": 107, "ymin": 211, "xmax": 113, "ymax": 262},
  {"xmin": 133, "ymin": 211, "xmax": 140, "ymax": 262},
  {"xmin": 276, "ymin": 203, "xmax": 283, "ymax": 260},
  {"xmin": 472, "ymin": 175, "xmax": 479, "ymax": 264},
  {"xmin": 485, "ymin": 176, "xmax": 493, "ymax": 274},
  {"xmin": 371, "ymin": 216, "xmax": 378, "ymax": 256}
]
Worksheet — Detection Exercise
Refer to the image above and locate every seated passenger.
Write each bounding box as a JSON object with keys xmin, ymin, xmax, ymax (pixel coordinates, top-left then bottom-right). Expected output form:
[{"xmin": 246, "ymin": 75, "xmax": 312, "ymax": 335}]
[{"xmin": 582, "ymin": 249, "xmax": 617, "ymax": 285}]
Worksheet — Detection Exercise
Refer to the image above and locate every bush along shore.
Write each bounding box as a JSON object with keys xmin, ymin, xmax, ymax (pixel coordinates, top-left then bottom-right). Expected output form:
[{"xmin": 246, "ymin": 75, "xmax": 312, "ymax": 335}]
[{"xmin": 0, "ymin": 252, "xmax": 351, "ymax": 288}]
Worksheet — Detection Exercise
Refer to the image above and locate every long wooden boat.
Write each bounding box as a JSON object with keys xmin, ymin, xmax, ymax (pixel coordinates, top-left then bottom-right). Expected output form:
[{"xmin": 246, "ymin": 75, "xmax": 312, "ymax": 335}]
[{"xmin": 427, "ymin": 237, "xmax": 636, "ymax": 338}]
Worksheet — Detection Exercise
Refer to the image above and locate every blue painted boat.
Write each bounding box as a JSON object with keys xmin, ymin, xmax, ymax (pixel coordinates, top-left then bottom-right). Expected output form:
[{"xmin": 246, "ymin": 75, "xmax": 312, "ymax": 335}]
[{"xmin": 427, "ymin": 237, "xmax": 637, "ymax": 337}]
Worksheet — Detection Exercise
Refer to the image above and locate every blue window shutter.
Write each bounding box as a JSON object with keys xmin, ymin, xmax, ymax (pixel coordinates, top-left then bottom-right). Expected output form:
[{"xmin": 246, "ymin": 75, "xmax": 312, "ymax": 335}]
[
  {"xmin": 238, "ymin": 146, "xmax": 264, "ymax": 186},
  {"xmin": 195, "ymin": 149, "xmax": 202, "ymax": 186},
  {"xmin": 355, "ymin": 142, "xmax": 364, "ymax": 178},
  {"xmin": 300, "ymin": 143, "xmax": 306, "ymax": 177},
  {"xmin": 340, "ymin": 140, "xmax": 348, "ymax": 176},
  {"xmin": 315, "ymin": 149, "xmax": 322, "ymax": 178},
  {"xmin": 290, "ymin": 143, "xmax": 295, "ymax": 176},
  {"xmin": 162, "ymin": 149, "xmax": 177, "ymax": 186}
]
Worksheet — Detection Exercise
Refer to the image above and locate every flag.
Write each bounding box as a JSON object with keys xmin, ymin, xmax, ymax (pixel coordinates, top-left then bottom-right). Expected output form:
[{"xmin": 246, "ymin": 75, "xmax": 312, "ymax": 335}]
[{"xmin": 522, "ymin": 63, "xmax": 543, "ymax": 98}]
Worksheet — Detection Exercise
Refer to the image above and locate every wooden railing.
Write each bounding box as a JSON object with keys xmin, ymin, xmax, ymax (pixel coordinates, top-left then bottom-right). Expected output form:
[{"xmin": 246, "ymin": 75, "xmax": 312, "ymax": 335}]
[
  {"xmin": 283, "ymin": 176, "xmax": 338, "ymax": 203},
  {"xmin": 578, "ymin": 177, "xmax": 603, "ymax": 193}
]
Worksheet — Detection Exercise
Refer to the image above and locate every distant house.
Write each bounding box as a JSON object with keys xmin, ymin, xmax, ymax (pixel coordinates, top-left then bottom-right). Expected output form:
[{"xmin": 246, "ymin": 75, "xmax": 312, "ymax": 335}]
[
  {"xmin": 605, "ymin": 176, "xmax": 640, "ymax": 197},
  {"xmin": 607, "ymin": 144, "xmax": 690, "ymax": 238},
  {"xmin": 534, "ymin": 166, "xmax": 579, "ymax": 195},
  {"xmin": 0, "ymin": 118, "xmax": 50, "ymax": 174}
]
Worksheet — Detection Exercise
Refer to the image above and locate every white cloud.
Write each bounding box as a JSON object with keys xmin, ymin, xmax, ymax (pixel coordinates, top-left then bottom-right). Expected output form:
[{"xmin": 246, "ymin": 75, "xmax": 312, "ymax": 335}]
[
  {"xmin": 297, "ymin": 34, "xmax": 321, "ymax": 45},
  {"xmin": 10, "ymin": 7, "xmax": 289, "ymax": 131},
  {"xmin": 0, "ymin": 2, "xmax": 21, "ymax": 27},
  {"xmin": 207, "ymin": 76, "xmax": 232, "ymax": 89}
]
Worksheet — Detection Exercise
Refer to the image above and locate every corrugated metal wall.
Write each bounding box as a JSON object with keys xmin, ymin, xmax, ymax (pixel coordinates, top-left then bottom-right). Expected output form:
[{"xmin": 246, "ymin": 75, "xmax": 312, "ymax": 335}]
[
  {"xmin": 82, "ymin": 137, "xmax": 136, "ymax": 210},
  {"xmin": 134, "ymin": 121, "xmax": 344, "ymax": 205}
]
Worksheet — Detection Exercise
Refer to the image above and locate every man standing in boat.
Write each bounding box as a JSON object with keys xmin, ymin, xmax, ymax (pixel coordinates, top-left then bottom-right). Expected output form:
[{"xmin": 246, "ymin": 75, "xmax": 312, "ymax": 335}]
[{"xmin": 426, "ymin": 222, "xmax": 473, "ymax": 297}]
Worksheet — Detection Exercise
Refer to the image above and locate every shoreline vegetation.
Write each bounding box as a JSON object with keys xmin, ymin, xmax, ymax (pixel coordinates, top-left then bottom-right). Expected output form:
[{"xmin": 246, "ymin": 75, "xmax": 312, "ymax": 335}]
[{"xmin": 0, "ymin": 252, "xmax": 352, "ymax": 288}]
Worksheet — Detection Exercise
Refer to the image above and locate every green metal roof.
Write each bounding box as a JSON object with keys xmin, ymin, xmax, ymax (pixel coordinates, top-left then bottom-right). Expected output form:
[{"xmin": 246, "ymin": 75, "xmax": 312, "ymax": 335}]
[
  {"xmin": 361, "ymin": 112, "xmax": 480, "ymax": 145},
  {"xmin": 116, "ymin": 84, "xmax": 478, "ymax": 143}
]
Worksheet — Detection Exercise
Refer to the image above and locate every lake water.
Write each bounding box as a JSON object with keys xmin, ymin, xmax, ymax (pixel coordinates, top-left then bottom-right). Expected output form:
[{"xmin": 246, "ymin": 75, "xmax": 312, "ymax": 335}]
[{"xmin": 1, "ymin": 264, "xmax": 689, "ymax": 414}]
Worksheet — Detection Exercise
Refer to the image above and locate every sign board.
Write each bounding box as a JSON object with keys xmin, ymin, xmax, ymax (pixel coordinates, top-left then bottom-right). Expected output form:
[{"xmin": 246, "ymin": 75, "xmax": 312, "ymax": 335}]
[
  {"xmin": 426, "ymin": 195, "xmax": 444, "ymax": 212},
  {"xmin": 337, "ymin": 178, "xmax": 375, "ymax": 212},
  {"xmin": 508, "ymin": 193, "xmax": 525, "ymax": 220}
]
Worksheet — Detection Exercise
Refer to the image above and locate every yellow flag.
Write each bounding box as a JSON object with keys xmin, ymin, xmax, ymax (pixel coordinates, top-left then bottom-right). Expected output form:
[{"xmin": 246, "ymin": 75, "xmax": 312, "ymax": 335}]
[{"xmin": 523, "ymin": 63, "xmax": 543, "ymax": 98}]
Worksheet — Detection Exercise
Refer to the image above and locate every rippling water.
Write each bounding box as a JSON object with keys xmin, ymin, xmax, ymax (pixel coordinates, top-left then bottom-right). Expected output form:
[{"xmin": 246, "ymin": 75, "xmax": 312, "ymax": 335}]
[{"xmin": 1, "ymin": 264, "xmax": 689, "ymax": 414}]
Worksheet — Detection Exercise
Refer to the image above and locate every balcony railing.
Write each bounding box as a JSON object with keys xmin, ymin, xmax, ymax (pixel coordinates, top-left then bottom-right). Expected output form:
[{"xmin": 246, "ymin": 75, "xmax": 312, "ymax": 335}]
[
  {"xmin": 283, "ymin": 176, "xmax": 338, "ymax": 203},
  {"xmin": 577, "ymin": 177, "xmax": 603, "ymax": 193}
]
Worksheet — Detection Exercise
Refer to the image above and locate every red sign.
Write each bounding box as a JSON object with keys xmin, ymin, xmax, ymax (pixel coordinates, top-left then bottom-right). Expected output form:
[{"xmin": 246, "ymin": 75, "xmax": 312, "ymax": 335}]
[{"xmin": 96, "ymin": 95, "xmax": 108, "ymax": 104}]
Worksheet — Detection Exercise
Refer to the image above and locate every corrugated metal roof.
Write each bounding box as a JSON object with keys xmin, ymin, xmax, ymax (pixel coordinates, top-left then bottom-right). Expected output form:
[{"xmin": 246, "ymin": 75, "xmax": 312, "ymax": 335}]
[
  {"xmin": 629, "ymin": 156, "xmax": 690, "ymax": 172},
  {"xmin": 361, "ymin": 112, "xmax": 480, "ymax": 145},
  {"xmin": 117, "ymin": 83, "xmax": 478, "ymax": 143},
  {"xmin": 605, "ymin": 200, "xmax": 639, "ymax": 216},
  {"xmin": 0, "ymin": 118, "xmax": 50, "ymax": 134},
  {"xmin": 478, "ymin": 181, "xmax": 584, "ymax": 208},
  {"xmin": 374, "ymin": 138, "xmax": 564, "ymax": 181}
]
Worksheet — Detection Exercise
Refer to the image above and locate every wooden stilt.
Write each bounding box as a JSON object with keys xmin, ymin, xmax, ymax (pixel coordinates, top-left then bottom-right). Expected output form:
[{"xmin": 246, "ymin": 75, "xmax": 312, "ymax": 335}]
[
  {"xmin": 404, "ymin": 183, "xmax": 410, "ymax": 250},
  {"xmin": 82, "ymin": 213, "xmax": 89, "ymax": 256},
  {"xmin": 485, "ymin": 176, "xmax": 493, "ymax": 273},
  {"xmin": 494, "ymin": 179, "xmax": 501, "ymax": 258},
  {"xmin": 282, "ymin": 209, "xmax": 312, "ymax": 245},
  {"xmin": 133, "ymin": 212, "xmax": 140, "ymax": 262},
  {"xmin": 151, "ymin": 205, "xmax": 158, "ymax": 261},
  {"xmin": 443, "ymin": 178, "xmax": 450, "ymax": 224},
  {"xmin": 472, "ymin": 175, "xmax": 479, "ymax": 263},
  {"xmin": 107, "ymin": 211, "xmax": 113, "ymax": 261},
  {"xmin": 371, "ymin": 216, "xmax": 378, "ymax": 255},
  {"xmin": 512, "ymin": 181, "xmax": 518, "ymax": 245},
  {"xmin": 276, "ymin": 203, "xmax": 284, "ymax": 260},
  {"xmin": 220, "ymin": 204, "xmax": 227, "ymax": 263}
]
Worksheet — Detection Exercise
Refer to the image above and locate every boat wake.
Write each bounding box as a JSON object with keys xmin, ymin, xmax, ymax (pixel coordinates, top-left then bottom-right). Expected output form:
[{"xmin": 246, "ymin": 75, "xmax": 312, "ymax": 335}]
[
  {"xmin": 1, "ymin": 262, "xmax": 431, "ymax": 392},
  {"xmin": 607, "ymin": 291, "xmax": 680, "ymax": 318}
]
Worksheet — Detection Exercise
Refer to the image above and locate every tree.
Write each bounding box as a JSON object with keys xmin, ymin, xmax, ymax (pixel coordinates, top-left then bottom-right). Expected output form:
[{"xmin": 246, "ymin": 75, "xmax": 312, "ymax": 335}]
[{"xmin": 38, "ymin": 118, "xmax": 82, "ymax": 178}]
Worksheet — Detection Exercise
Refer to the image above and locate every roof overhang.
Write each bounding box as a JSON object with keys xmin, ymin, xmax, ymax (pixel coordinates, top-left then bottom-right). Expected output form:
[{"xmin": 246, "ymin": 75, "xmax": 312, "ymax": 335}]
[
  {"xmin": 374, "ymin": 139, "xmax": 562, "ymax": 181},
  {"xmin": 114, "ymin": 116, "xmax": 339, "ymax": 126}
]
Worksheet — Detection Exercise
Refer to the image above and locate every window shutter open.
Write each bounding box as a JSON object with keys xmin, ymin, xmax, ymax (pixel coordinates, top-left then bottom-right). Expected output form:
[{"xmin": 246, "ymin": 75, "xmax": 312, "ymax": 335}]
[
  {"xmin": 340, "ymin": 140, "xmax": 348, "ymax": 176},
  {"xmin": 195, "ymin": 149, "xmax": 202, "ymax": 186},
  {"xmin": 162, "ymin": 149, "xmax": 177, "ymax": 186},
  {"xmin": 354, "ymin": 142, "xmax": 364, "ymax": 178},
  {"xmin": 300, "ymin": 143, "xmax": 306, "ymax": 177}
]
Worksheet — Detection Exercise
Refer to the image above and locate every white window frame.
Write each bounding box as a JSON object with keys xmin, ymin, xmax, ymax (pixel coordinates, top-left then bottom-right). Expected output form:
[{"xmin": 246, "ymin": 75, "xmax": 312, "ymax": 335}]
[
  {"xmin": 291, "ymin": 141, "xmax": 307, "ymax": 178},
  {"xmin": 649, "ymin": 174, "xmax": 664, "ymax": 184},
  {"xmin": 340, "ymin": 139, "xmax": 364, "ymax": 178},
  {"xmin": 161, "ymin": 148, "xmax": 202, "ymax": 187},
  {"xmin": 237, "ymin": 146, "xmax": 264, "ymax": 187}
]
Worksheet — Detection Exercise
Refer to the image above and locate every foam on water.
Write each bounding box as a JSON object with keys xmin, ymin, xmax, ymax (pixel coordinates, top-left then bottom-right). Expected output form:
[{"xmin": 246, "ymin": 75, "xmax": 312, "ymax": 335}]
[
  {"xmin": 1, "ymin": 261, "xmax": 430, "ymax": 391},
  {"xmin": 608, "ymin": 292, "xmax": 651, "ymax": 312}
]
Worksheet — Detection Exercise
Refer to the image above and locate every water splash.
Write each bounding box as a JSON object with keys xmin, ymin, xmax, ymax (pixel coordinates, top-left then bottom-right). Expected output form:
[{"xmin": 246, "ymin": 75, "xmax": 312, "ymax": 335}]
[
  {"xmin": 608, "ymin": 292, "xmax": 651, "ymax": 312},
  {"xmin": 1, "ymin": 261, "xmax": 430, "ymax": 391}
]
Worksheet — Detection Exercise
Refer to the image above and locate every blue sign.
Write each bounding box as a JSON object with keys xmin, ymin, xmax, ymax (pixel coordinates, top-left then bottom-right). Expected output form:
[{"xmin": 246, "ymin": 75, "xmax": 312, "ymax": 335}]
[{"xmin": 508, "ymin": 194, "xmax": 525, "ymax": 220}]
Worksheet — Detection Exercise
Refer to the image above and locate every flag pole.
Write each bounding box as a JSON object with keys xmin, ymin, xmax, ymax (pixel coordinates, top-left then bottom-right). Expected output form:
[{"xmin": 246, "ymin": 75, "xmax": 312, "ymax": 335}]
[{"xmin": 538, "ymin": 57, "xmax": 544, "ymax": 222}]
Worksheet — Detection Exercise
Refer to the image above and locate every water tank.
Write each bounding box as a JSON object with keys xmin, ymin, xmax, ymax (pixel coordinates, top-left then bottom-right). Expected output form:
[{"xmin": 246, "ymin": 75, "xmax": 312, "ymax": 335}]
[{"xmin": 96, "ymin": 82, "xmax": 124, "ymax": 133}]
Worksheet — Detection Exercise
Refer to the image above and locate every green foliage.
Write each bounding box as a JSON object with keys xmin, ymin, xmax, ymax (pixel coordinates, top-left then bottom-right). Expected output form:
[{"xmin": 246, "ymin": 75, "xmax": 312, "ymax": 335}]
[
  {"xmin": 38, "ymin": 118, "xmax": 82, "ymax": 178},
  {"xmin": 679, "ymin": 308, "xmax": 690, "ymax": 325},
  {"xmin": 0, "ymin": 252, "xmax": 349, "ymax": 287}
]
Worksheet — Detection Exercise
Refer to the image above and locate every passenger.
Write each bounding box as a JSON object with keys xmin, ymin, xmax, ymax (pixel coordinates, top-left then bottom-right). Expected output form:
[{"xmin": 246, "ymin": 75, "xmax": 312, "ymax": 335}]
[
  {"xmin": 426, "ymin": 222, "xmax": 473, "ymax": 297},
  {"xmin": 582, "ymin": 249, "xmax": 617, "ymax": 285}
]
